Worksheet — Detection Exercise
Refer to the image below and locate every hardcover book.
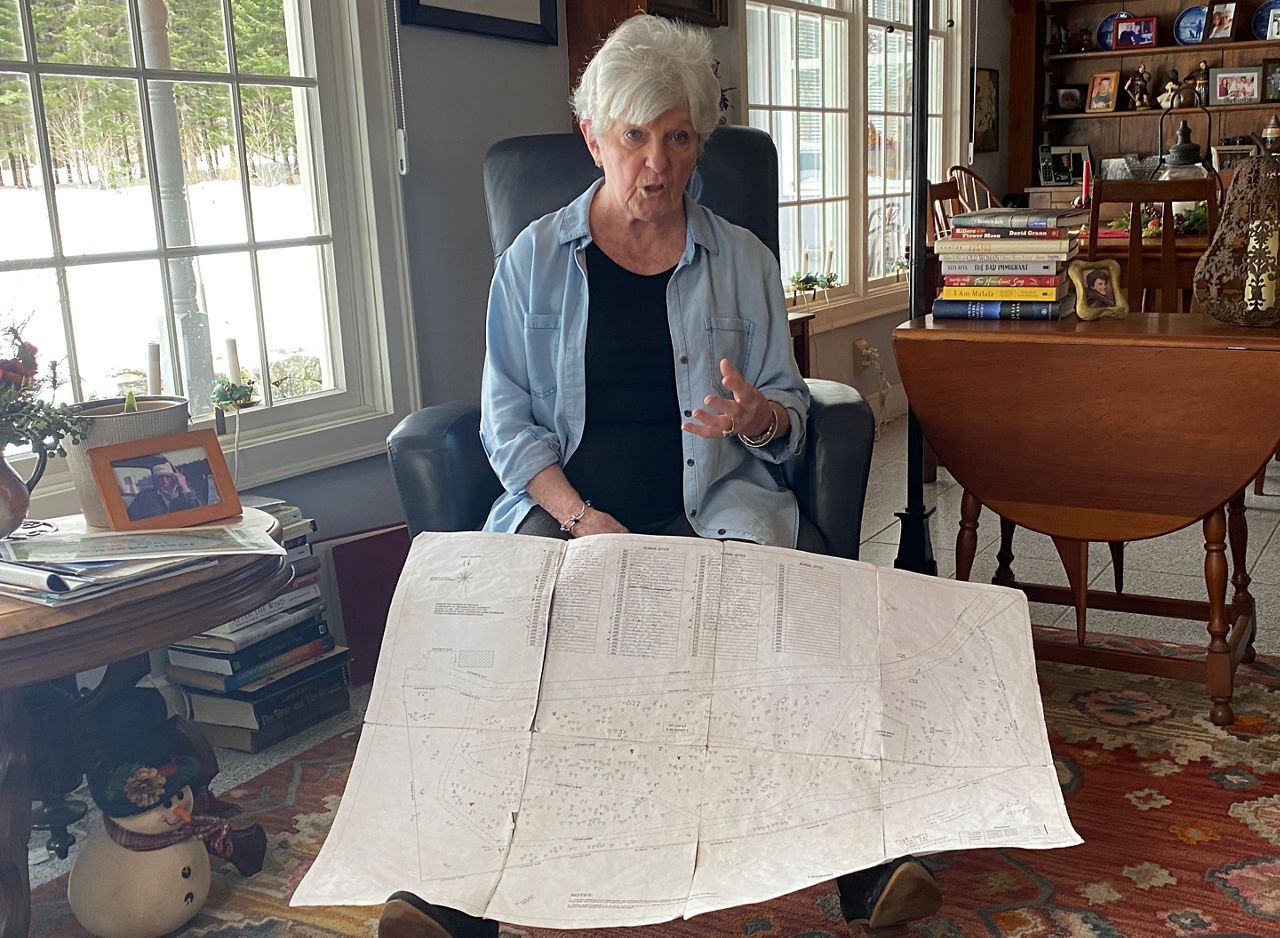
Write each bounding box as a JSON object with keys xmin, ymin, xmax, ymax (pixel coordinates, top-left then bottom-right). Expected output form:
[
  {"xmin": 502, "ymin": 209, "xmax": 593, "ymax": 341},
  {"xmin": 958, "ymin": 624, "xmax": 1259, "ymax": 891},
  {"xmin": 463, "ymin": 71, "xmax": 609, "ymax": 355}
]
[
  {"xmin": 942, "ymin": 274, "xmax": 1065, "ymax": 286},
  {"xmin": 195, "ymin": 685, "xmax": 351, "ymax": 752},
  {"xmin": 939, "ymin": 259, "xmax": 1063, "ymax": 275},
  {"xmin": 930, "ymin": 297, "xmax": 1073, "ymax": 320},
  {"xmin": 167, "ymin": 634, "xmax": 336, "ymax": 692},
  {"xmin": 948, "ymin": 207, "xmax": 1089, "ymax": 229},
  {"xmin": 189, "ymin": 656, "xmax": 352, "ymax": 729},
  {"xmin": 940, "ymin": 283, "xmax": 1069, "ymax": 301},
  {"xmin": 167, "ymin": 617, "xmax": 331, "ymax": 674},
  {"xmin": 170, "ymin": 598, "xmax": 324, "ymax": 653},
  {"xmin": 935, "ymin": 237, "xmax": 1078, "ymax": 255},
  {"xmin": 950, "ymin": 226, "xmax": 1072, "ymax": 239}
]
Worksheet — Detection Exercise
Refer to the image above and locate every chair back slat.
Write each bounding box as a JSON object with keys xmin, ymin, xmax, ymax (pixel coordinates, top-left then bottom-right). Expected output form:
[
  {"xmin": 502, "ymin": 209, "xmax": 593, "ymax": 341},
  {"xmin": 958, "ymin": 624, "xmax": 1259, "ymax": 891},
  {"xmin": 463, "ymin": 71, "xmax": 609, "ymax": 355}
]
[
  {"xmin": 928, "ymin": 180, "xmax": 963, "ymax": 245},
  {"xmin": 947, "ymin": 165, "xmax": 1004, "ymax": 211}
]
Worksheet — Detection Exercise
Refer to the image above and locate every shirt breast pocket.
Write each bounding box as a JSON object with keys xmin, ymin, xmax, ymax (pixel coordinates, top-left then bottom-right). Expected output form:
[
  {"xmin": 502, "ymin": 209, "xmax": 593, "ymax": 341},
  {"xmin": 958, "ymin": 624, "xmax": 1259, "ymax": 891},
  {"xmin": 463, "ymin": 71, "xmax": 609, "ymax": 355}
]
[
  {"xmin": 525, "ymin": 315, "xmax": 561, "ymax": 399},
  {"xmin": 705, "ymin": 318, "xmax": 754, "ymax": 383}
]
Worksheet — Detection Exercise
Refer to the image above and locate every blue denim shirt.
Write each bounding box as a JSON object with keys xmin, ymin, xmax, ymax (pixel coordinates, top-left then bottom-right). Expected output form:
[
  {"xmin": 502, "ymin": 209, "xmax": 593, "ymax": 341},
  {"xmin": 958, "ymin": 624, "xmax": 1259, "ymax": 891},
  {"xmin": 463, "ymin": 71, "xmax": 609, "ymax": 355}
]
[{"xmin": 480, "ymin": 179, "xmax": 810, "ymax": 547}]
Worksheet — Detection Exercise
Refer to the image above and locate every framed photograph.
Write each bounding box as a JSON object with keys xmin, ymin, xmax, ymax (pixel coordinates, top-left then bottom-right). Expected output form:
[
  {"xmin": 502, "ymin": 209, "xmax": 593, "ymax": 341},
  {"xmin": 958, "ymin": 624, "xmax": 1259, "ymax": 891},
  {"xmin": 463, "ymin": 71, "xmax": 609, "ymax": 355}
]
[
  {"xmin": 1204, "ymin": 1, "xmax": 1238, "ymax": 41},
  {"xmin": 1209, "ymin": 66, "xmax": 1262, "ymax": 104},
  {"xmin": 1264, "ymin": 59, "xmax": 1280, "ymax": 101},
  {"xmin": 88, "ymin": 429, "xmax": 241, "ymax": 532},
  {"xmin": 972, "ymin": 67, "xmax": 1000, "ymax": 153},
  {"xmin": 1211, "ymin": 143, "xmax": 1258, "ymax": 172},
  {"xmin": 1087, "ymin": 71, "xmax": 1121, "ymax": 112},
  {"xmin": 1053, "ymin": 84, "xmax": 1088, "ymax": 114},
  {"xmin": 1270, "ymin": 9, "xmax": 1280, "ymax": 40},
  {"xmin": 648, "ymin": 0, "xmax": 730, "ymax": 28},
  {"xmin": 1067, "ymin": 259, "xmax": 1129, "ymax": 321},
  {"xmin": 1113, "ymin": 15, "xmax": 1157, "ymax": 48},
  {"xmin": 399, "ymin": 0, "xmax": 557, "ymax": 45}
]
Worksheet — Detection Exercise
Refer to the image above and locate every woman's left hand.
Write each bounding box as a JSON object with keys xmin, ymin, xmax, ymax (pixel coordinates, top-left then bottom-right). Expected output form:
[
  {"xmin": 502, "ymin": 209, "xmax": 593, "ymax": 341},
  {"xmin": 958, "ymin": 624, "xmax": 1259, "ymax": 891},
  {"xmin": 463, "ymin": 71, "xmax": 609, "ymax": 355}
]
[{"xmin": 682, "ymin": 358, "xmax": 780, "ymax": 440}]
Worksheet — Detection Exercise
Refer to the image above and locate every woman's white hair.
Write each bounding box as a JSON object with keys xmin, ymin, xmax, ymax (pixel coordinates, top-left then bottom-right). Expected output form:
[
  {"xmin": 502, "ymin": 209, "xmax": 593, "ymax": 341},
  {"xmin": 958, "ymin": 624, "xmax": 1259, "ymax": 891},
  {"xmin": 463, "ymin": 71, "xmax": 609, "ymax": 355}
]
[{"xmin": 572, "ymin": 14, "xmax": 720, "ymax": 145}]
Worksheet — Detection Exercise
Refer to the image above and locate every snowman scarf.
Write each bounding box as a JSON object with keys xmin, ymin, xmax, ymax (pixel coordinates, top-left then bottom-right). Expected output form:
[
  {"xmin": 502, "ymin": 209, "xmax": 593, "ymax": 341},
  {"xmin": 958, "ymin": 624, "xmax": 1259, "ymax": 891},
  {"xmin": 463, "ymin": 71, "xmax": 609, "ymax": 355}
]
[{"xmin": 103, "ymin": 811, "xmax": 234, "ymax": 860}]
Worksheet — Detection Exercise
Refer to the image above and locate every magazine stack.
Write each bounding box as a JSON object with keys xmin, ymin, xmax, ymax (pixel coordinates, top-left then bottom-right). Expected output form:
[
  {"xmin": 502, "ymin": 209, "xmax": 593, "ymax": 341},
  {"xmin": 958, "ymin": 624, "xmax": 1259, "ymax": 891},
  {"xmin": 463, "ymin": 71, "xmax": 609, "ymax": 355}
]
[{"xmin": 932, "ymin": 207, "xmax": 1089, "ymax": 320}]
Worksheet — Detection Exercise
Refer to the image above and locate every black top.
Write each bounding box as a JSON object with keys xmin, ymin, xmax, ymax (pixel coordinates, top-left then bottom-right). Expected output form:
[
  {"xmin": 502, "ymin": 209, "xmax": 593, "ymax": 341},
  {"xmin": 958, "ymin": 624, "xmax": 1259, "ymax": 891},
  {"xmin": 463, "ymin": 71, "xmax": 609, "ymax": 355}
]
[{"xmin": 563, "ymin": 243, "xmax": 684, "ymax": 532}]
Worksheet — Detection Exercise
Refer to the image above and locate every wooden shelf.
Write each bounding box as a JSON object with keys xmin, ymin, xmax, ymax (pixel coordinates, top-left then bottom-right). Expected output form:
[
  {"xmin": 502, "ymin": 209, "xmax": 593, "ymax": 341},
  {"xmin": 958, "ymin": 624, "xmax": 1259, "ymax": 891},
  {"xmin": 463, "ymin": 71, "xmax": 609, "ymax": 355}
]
[
  {"xmin": 1046, "ymin": 100, "xmax": 1280, "ymax": 119},
  {"xmin": 1048, "ymin": 38, "xmax": 1280, "ymax": 61}
]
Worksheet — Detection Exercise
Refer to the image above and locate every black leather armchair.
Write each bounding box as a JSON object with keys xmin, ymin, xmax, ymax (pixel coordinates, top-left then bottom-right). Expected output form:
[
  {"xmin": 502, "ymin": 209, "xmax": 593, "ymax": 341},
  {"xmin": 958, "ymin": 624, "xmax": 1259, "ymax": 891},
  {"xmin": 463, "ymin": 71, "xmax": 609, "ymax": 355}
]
[{"xmin": 387, "ymin": 127, "xmax": 876, "ymax": 560}]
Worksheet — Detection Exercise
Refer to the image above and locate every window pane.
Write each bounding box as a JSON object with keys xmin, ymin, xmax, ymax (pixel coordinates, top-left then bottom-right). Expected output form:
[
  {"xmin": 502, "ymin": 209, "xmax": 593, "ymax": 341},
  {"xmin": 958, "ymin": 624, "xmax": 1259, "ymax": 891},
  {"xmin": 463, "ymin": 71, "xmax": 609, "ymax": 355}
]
[
  {"xmin": 824, "ymin": 112, "xmax": 847, "ymax": 198},
  {"xmin": 866, "ymin": 200, "xmax": 884, "ymax": 281},
  {"xmin": 885, "ymin": 116, "xmax": 905, "ymax": 195},
  {"xmin": 797, "ymin": 14, "xmax": 821, "ymax": 108},
  {"xmin": 32, "ymin": 0, "xmax": 132, "ymax": 67},
  {"xmin": 173, "ymin": 253, "xmax": 261, "ymax": 389},
  {"xmin": 258, "ymin": 245, "xmax": 333, "ymax": 400},
  {"xmin": 157, "ymin": 81, "xmax": 245, "ymax": 246},
  {"xmin": 746, "ymin": 4, "xmax": 768, "ymax": 106},
  {"xmin": 42, "ymin": 75, "xmax": 156, "ymax": 255},
  {"xmin": 772, "ymin": 109, "xmax": 796, "ymax": 202},
  {"xmin": 66, "ymin": 260, "xmax": 166, "ymax": 402},
  {"xmin": 800, "ymin": 203, "xmax": 822, "ymax": 274},
  {"xmin": 769, "ymin": 8, "xmax": 794, "ymax": 106},
  {"xmin": 146, "ymin": 0, "xmax": 228, "ymax": 73},
  {"xmin": 886, "ymin": 30, "xmax": 905, "ymax": 113},
  {"xmin": 0, "ymin": 73, "xmax": 52, "ymax": 260},
  {"xmin": 779, "ymin": 205, "xmax": 796, "ymax": 281},
  {"xmin": 0, "ymin": 269, "xmax": 68, "ymax": 410},
  {"xmin": 823, "ymin": 18, "xmax": 846, "ymax": 109},
  {"xmin": 824, "ymin": 201, "xmax": 848, "ymax": 284},
  {"xmin": 0, "ymin": 0, "xmax": 23, "ymax": 59},
  {"xmin": 867, "ymin": 115, "xmax": 884, "ymax": 197},
  {"xmin": 748, "ymin": 108, "xmax": 768, "ymax": 133},
  {"xmin": 242, "ymin": 84, "xmax": 322, "ymax": 241},
  {"xmin": 799, "ymin": 111, "xmax": 821, "ymax": 198},
  {"xmin": 867, "ymin": 27, "xmax": 883, "ymax": 113},
  {"xmin": 232, "ymin": 0, "xmax": 307, "ymax": 78}
]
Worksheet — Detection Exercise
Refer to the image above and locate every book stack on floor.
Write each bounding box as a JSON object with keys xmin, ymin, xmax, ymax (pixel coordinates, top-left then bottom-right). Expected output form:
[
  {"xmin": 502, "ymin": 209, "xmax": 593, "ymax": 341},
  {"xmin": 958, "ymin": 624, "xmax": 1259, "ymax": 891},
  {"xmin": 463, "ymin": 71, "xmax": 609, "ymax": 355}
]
[
  {"xmin": 167, "ymin": 550, "xmax": 351, "ymax": 753},
  {"xmin": 249, "ymin": 499, "xmax": 318, "ymax": 565},
  {"xmin": 933, "ymin": 207, "xmax": 1089, "ymax": 320}
]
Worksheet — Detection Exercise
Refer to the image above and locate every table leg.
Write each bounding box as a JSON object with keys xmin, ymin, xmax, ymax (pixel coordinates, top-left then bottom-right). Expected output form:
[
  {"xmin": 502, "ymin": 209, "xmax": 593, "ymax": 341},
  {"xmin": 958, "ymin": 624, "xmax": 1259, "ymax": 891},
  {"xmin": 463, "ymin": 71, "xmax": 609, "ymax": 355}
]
[
  {"xmin": 956, "ymin": 489, "xmax": 981, "ymax": 582},
  {"xmin": 1227, "ymin": 488, "xmax": 1256, "ymax": 664},
  {"xmin": 0, "ymin": 688, "xmax": 32, "ymax": 938},
  {"xmin": 993, "ymin": 516, "xmax": 1015, "ymax": 586},
  {"xmin": 1052, "ymin": 537, "xmax": 1089, "ymax": 645},
  {"xmin": 1204, "ymin": 505, "xmax": 1233, "ymax": 726},
  {"xmin": 1108, "ymin": 541, "xmax": 1125, "ymax": 594}
]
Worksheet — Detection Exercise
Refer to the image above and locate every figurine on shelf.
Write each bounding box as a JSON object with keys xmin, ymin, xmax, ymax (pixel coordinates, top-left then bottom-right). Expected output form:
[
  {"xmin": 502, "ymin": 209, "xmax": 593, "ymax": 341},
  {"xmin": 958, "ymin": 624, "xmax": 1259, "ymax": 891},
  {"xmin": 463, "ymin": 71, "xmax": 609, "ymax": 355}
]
[
  {"xmin": 1053, "ymin": 24, "xmax": 1071, "ymax": 53},
  {"xmin": 1188, "ymin": 60, "xmax": 1210, "ymax": 105},
  {"xmin": 1078, "ymin": 27, "xmax": 1094, "ymax": 51},
  {"xmin": 1158, "ymin": 69, "xmax": 1182, "ymax": 109},
  {"xmin": 1126, "ymin": 64, "xmax": 1154, "ymax": 110}
]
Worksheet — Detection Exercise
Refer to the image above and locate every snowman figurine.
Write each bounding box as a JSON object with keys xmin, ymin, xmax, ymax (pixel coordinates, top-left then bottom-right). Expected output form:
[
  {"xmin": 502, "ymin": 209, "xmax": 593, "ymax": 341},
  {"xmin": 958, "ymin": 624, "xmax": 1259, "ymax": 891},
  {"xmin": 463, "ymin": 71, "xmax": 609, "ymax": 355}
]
[{"xmin": 68, "ymin": 688, "xmax": 265, "ymax": 937}]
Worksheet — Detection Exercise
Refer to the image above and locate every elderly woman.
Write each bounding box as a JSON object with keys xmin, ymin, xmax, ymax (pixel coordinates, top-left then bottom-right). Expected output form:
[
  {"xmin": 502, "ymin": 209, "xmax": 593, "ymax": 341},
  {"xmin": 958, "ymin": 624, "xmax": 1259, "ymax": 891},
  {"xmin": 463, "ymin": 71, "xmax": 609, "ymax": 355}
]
[{"xmin": 379, "ymin": 14, "xmax": 940, "ymax": 938}]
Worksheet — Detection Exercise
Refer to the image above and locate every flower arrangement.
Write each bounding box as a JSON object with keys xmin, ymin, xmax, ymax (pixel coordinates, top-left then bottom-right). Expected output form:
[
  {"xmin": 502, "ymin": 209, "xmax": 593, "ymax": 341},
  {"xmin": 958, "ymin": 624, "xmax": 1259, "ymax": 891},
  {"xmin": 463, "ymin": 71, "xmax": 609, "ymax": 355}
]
[{"xmin": 0, "ymin": 324, "xmax": 87, "ymax": 455}]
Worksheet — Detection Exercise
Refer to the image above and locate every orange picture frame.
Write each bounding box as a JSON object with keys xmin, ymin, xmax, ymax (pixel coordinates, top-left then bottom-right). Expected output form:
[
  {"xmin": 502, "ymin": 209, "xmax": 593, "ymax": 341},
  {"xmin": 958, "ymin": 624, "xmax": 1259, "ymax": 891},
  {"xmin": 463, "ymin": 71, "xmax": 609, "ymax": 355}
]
[{"xmin": 88, "ymin": 428, "xmax": 241, "ymax": 531}]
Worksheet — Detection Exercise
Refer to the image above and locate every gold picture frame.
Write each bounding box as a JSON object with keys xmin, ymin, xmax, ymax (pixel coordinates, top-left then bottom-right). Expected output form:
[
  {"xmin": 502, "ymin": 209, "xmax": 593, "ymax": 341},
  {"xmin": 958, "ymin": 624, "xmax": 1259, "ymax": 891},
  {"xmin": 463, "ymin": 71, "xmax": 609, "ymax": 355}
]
[
  {"xmin": 1086, "ymin": 71, "xmax": 1121, "ymax": 113},
  {"xmin": 1068, "ymin": 259, "xmax": 1128, "ymax": 320}
]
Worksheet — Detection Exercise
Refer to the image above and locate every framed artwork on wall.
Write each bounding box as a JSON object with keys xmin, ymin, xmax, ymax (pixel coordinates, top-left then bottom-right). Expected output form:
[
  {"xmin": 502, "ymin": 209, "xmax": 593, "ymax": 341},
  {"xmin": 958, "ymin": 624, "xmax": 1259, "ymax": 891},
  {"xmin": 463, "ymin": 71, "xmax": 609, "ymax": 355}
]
[
  {"xmin": 971, "ymin": 67, "xmax": 1000, "ymax": 153},
  {"xmin": 648, "ymin": 0, "xmax": 730, "ymax": 28},
  {"xmin": 399, "ymin": 0, "xmax": 558, "ymax": 45}
]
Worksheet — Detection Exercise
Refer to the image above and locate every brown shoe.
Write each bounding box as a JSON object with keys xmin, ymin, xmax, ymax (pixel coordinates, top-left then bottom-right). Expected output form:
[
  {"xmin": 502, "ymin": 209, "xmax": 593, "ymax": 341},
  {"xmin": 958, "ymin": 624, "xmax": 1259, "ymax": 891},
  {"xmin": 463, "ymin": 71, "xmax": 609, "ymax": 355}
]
[
  {"xmin": 844, "ymin": 860, "xmax": 942, "ymax": 937},
  {"xmin": 378, "ymin": 893, "xmax": 498, "ymax": 938}
]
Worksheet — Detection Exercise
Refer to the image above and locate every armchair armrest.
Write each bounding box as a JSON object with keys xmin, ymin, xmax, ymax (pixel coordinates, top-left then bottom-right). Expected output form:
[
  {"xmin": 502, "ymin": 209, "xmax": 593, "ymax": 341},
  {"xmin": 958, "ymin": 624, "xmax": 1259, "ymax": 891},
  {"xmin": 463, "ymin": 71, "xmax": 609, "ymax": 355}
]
[
  {"xmin": 787, "ymin": 379, "xmax": 877, "ymax": 561},
  {"xmin": 386, "ymin": 400, "xmax": 500, "ymax": 536}
]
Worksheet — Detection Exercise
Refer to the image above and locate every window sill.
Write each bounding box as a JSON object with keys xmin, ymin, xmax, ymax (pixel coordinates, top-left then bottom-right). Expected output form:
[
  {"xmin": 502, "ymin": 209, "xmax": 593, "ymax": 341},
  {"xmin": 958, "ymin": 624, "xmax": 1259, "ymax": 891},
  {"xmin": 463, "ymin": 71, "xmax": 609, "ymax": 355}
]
[{"xmin": 793, "ymin": 284, "xmax": 913, "ymax": 334}]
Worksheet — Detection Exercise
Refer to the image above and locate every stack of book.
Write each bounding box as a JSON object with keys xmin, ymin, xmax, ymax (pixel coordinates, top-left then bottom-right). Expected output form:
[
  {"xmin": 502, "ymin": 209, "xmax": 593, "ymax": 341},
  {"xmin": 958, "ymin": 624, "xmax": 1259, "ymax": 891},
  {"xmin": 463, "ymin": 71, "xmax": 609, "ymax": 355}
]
[
  {"xmin": 932, "ymin": 207, "xmax": 1089, "ymax": 320},
  {"xmin": 166, "ymin": 552, "xmax": 352, "ymax": 753}
]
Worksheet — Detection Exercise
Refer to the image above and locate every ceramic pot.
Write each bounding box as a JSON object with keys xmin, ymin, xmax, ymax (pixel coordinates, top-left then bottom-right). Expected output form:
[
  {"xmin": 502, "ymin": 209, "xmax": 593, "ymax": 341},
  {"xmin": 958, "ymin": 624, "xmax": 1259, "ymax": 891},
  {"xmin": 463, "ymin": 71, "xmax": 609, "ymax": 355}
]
[
  {"xmin": 63, "ymin": 396, "xmax": 189, "ymax": 527},
  {"xmin": 0, "ymin": 442, "xmax": 47, "ymax": 539}
]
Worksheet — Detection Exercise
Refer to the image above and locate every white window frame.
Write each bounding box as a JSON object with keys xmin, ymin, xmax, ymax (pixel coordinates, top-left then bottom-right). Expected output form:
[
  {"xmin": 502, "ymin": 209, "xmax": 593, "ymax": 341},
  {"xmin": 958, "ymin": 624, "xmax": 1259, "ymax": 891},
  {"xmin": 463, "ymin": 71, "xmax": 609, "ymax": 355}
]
[
  {"xmin": 740, "ymin": 0, "xmax": 971, "ymax": 331},
  {"xmin": 4, "ymin": 1, "xmax": 418, "ymax": 518}
]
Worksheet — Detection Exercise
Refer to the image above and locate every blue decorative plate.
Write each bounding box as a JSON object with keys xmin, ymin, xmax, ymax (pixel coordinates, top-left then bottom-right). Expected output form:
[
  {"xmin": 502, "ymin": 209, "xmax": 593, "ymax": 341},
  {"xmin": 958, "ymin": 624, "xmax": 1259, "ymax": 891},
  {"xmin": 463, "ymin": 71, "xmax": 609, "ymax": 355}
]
[
  {"xmin": 1097, "ymin": 12, "xmax": 1133, "ymax": 51},
  {"xmin": 1175, "ymin": 5, "xmax": 1208, "ymax": 44},
  {"xmin": 1253, "ymin": 0, "xmax": 1280, "ymax": 39}
]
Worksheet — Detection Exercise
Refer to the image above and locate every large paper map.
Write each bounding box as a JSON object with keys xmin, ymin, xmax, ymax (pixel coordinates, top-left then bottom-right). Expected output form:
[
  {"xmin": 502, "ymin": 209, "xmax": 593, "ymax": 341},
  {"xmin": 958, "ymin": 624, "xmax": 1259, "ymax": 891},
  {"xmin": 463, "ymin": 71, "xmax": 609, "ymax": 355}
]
[{"xmin": 293, "ymin": 531, "xmax": 1080, "ymax": 928}]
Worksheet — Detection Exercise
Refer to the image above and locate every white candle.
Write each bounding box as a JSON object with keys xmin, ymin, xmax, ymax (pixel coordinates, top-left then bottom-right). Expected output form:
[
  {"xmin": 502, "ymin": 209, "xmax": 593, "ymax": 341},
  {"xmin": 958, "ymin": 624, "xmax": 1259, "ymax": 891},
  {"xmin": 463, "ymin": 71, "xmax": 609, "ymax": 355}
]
[
  {"xmin": 146, "ymin": 341, "xmax": 161, "ymax": 395},
  {"xmin": 225, "ymin": 338, "xmax": 241, "ymax": 384}
]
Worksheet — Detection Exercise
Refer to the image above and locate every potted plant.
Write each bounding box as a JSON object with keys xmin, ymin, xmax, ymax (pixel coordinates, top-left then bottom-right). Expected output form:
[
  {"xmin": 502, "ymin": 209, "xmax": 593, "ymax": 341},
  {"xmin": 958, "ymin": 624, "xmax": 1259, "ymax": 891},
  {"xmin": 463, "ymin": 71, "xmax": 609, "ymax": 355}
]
[{"xmin": 0, "ymin": 325, "xmax": 87, "ymax": 538}]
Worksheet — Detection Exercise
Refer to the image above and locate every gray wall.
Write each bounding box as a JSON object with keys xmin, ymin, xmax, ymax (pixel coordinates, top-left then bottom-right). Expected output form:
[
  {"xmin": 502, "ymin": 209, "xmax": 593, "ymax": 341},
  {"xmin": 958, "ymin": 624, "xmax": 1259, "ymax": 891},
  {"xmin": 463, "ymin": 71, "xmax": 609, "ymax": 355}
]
[{"xmin": 968, "ymin": 0, "xmax": 1011, "ymax": 199}]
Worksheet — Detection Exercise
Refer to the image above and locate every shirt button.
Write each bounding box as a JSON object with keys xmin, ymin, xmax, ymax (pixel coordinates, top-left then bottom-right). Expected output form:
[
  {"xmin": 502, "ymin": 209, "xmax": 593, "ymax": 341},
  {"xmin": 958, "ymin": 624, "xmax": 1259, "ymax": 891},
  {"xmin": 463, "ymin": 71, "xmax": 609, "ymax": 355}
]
[
  {"xmin": 686, "ymin": 458, "xmax": 694, "ymax": 466},
  {"xmin": 717, "ymin": 529, "xmax": 726, "ymax": 535},
  {"xmin": 679, "ymin": 355, "xmax": 689, "ymax": 364},
  {"xmin": 690, "ymin": 509, "xmax": 697, "ymax": 517},
  {"xmin": 683, "ymin": 409, "xmax": 691, "ymax": 417}
]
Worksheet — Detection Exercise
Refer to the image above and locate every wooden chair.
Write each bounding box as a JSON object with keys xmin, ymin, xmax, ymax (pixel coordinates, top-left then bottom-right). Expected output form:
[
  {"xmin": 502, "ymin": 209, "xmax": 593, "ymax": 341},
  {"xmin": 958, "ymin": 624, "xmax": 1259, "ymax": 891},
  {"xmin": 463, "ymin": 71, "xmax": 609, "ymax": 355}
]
[
  {"xmin": 1086, "ymin": 177, "xmax": 1220, "ymax": 314},
  {"xmin": 948, "ymin": 164, "xmax": 1004, "ymax": 213},
  {"xmin": 927, "ymin": 179, "xmax": 963, "ymax": 246}
]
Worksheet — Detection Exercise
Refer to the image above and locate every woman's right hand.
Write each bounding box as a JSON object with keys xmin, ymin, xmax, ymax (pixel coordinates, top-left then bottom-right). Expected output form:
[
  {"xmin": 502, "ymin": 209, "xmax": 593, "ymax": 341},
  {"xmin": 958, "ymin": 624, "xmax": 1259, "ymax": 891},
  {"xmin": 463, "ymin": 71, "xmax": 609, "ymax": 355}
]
[{"xmin": 572, "ymin": 506, "xmax": 629, "ymax": 537}]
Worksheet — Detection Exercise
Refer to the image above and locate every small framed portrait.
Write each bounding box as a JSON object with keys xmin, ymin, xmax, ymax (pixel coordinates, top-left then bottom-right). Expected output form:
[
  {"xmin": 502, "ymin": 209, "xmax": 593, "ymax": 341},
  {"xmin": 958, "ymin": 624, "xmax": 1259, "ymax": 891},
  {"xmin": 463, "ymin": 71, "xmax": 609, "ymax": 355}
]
[
  {"xmin": 1264, "ymin": 59, "xmax": 1280, "ymax": 101},
  {"xmin": 1209, "ymin": 66, "xmax": 1262, "ymax": 104},
  {"xmin": 1087, "ymin": 71, "xmax": 1121, "ymax": 112},
  {"xmin": 1068, "ymin": 259, "xmax": 1129, "ymax": 321},
  {"xmin": 1053, "ymin": 84, "xmax": 1088, "ymax": 114},
  {"xmin": 1211, "ymin": 143, "xmax": 1258, "ymax": 173},
  {"xmin": 1269, "ymin": 7, "xmax": 1280, "ymax": 39},
  {"xmin": 1113, "ymin": 15, "xmax": 1157, "ymax": 48},
  {"xmin": 88, "ymin": 428, "xmax": 240, "ymax": 531},
  {"xmin": 1204, "ymin": 1, "xmax": 1238, "ymax": 41}
]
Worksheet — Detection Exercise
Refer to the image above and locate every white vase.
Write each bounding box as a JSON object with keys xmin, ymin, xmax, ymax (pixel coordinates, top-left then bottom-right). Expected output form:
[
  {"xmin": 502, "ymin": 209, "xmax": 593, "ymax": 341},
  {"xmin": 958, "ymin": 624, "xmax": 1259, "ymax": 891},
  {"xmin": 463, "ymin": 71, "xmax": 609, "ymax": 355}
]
[{"xmin": 64, "ymin": 397, "xmax": 190, "ymax": 527}]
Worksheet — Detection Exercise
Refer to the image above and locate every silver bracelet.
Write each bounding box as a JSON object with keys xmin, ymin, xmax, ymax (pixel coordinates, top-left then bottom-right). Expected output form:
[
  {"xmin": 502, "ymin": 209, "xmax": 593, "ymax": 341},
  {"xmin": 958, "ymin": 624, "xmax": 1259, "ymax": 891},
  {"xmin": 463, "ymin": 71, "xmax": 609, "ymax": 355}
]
[
  {"xmin": 559, "ymin": 500, "xmax": 591, "ymax": 533},
  {"xmin": 737, "ymin": 403, "xmax": 780, "ymax": 448}
]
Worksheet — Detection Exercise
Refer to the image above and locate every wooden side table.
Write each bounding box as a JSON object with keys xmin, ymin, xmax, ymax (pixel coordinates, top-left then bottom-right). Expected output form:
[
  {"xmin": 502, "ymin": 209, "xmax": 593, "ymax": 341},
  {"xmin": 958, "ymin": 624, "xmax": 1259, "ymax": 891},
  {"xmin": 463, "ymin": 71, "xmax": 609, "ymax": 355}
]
[{"xmin": 0, "ymin": 511, "xmax": 291, "ymax": 938}]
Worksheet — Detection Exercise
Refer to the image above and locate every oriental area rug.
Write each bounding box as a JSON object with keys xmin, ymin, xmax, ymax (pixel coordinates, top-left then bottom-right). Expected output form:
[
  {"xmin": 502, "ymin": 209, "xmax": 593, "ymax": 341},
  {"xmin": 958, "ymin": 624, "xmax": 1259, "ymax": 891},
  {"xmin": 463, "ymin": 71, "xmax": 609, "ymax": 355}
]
[{"xmin": 30, "ymin": 636, "xmax": 1280, "ymax": 937}]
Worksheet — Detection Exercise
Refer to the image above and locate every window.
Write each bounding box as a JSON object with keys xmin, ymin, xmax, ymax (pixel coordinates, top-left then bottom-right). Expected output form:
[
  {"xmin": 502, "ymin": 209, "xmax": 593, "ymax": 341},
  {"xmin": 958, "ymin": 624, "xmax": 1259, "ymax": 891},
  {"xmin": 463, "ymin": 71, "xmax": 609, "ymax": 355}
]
[
  {"xmin": 745, "ymin": 0, "xmax": 963, "ymax": 321},
  {"xmin": 1, "ymin": 1, "xmax": 415, "ymax": 513}
]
